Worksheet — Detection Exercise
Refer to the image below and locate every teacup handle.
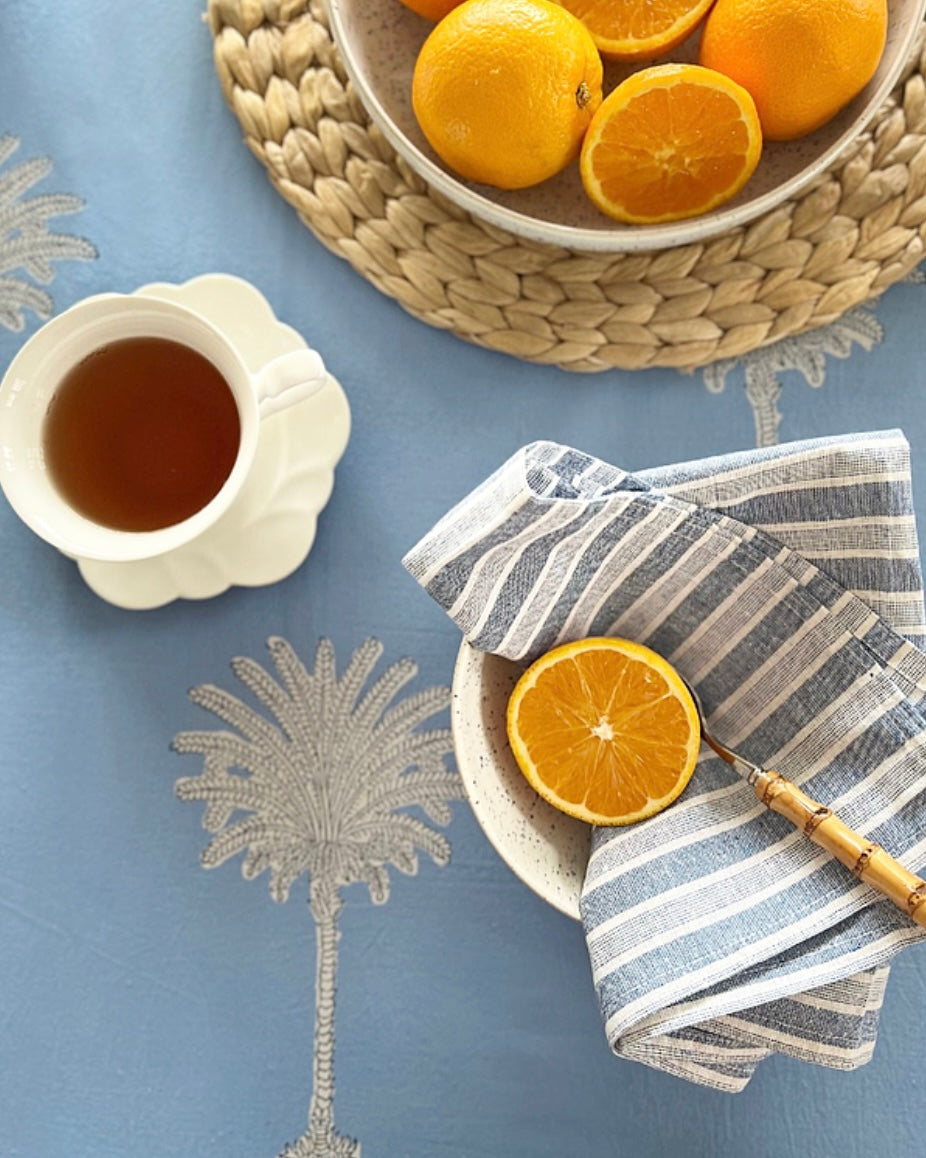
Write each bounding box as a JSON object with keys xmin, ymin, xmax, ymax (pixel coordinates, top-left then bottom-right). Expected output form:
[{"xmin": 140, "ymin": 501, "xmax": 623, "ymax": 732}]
[{"xmin": 254, "ymin": 348, "xmax": 328, "ymax": 418}]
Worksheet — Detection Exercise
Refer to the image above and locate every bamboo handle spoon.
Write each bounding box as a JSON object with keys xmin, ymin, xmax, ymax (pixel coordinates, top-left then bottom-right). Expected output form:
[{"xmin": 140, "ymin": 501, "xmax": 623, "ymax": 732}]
[{"xmin": 684, "ymin": 681, "xmax": 926, "ymax": 928}]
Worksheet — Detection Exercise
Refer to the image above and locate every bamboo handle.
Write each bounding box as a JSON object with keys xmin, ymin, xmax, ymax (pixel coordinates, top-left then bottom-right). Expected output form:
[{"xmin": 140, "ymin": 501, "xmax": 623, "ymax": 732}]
[{"xmin": 753, "ymin": 769, "xmax": 926, "ymax": 927}]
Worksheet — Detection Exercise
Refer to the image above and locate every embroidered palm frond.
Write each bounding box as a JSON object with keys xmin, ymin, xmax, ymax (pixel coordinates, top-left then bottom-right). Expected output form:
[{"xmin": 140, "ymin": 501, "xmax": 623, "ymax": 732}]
[
  {"xmin": 702, "ymin": 306, "xmax": 885, "ymax": 446},
  {"xmin": 173, "ymin": 636, "xmax": 462, "ymax": 904},
  {"xmin": 0, "ymin": 135, "xmax": 95, "ymax": 331}
]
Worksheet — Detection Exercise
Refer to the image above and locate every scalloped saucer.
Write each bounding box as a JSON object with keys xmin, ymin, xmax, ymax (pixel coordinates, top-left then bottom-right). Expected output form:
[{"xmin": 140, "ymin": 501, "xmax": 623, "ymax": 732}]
[{"xmin": 75, "ymin": 274, "xmax": 351, "ymax": 610}]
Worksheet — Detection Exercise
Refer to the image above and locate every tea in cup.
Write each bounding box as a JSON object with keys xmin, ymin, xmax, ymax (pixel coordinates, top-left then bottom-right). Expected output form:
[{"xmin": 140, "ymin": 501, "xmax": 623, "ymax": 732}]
[{"xmin": 0, "ymin": 292, "xmax": 328, "ymax": 562}]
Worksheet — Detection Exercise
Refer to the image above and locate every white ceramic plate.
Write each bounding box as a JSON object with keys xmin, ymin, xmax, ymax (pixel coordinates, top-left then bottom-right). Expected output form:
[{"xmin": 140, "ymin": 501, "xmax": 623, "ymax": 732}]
[
  {"xmin": 76, "ymin": 274, "xmax": 351, "ymax": 609},
  {"xmin": 451, "ymin": 640, "xmax": 589, "ymax": 920},
  {"xmin": 327, "ymin": 0, "xmax": 926, "ymax": 252}
]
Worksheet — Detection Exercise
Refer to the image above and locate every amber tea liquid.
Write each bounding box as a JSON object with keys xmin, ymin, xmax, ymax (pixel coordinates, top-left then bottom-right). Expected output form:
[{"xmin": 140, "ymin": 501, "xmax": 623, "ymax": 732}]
[{"xmin": 42, "ymin": 336, "xmax": 241, "ymax": 533}]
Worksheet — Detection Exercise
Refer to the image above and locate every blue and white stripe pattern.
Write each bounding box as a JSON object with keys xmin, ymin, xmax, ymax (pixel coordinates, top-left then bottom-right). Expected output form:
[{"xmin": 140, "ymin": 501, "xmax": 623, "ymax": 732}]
[{"xmin": 404, "ymin": 431, "xmax": 926, "ymax": 1089}]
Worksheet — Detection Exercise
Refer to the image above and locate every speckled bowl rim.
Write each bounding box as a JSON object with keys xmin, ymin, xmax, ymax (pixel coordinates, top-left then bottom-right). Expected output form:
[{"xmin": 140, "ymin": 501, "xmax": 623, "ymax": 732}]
[
  {"xmin": 451, "ymin": 639, "xmax": 589, "ymax": 921},
  {"xmin": 328, "ymin": 0, "xmax": 926, "ymax": 253}
]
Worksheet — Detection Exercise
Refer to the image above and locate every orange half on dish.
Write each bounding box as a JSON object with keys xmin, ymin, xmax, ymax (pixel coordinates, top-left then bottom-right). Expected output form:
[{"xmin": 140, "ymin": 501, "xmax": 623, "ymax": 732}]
[
  {"xmin": 579, "ymin": 63, "xmax": 763, "ymax": 225},
  {"xmin": 558, "ymin": 0, "xmax": 717, "ymax": 61},
  {"xmin": 506, "ymin": 637, "xmax": 701, "ymax": 826}
]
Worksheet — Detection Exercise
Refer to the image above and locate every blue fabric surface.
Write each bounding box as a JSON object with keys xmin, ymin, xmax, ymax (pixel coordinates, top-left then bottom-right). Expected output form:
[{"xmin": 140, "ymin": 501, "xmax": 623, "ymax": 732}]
[{"xmin": 3, "ymin": 3, "xmax": 926, "ymax": 1157}]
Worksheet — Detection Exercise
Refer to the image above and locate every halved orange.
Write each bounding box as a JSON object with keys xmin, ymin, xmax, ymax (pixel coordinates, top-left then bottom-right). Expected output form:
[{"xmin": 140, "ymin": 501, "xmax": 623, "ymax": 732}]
[
  {"xmin": 579, "ymin": 63, "xmax": 763, "ymax": 225},
  {"xmin": 557, "ymin": 0, "xmax": 717, "ymax": 61},
  {"xmin": 506, "ymin": 637, "xmax": 701, "ymax": 826},
  {"xmin": 398, "ymin": 0, "xmax": 464, "ymax": 22}
]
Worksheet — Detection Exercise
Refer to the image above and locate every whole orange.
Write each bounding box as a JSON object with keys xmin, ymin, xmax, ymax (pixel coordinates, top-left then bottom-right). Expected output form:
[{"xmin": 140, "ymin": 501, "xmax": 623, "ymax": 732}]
[
  {"xmin": 699, "ymin": 0, "xmax": 888, "ymax": 141},
  {"xmin": 398, "ymin": 0, "xmax": 463, "ymax": 21},
  {"xmin": 411, "ymin": 0, "xmax": 603, "ymax": 189}
]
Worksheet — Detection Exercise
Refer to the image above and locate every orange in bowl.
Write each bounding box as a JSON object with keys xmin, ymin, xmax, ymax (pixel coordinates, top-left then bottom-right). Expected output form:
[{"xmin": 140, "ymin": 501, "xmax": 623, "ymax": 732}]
[
  {"xmin": 397, "ymin": 0, "xmax": 463, "ymax": 21},
  {"xmin": 580, "ymin": 63, "xmax": 763, "ymax": 224},
  {"xmin": 411, "ymin": 0, "xmax": 603, "ymax": 189},
  {"xmin": 699, "ymin": 0, "xmax": 889, "ymax": 140},
  {"xmin": 506, "ymin": 637, "xmax": 701, "ymax": 826},
  {"xmin": 557, "ymin": 0, "xmax": 716, "ymax": 61}
]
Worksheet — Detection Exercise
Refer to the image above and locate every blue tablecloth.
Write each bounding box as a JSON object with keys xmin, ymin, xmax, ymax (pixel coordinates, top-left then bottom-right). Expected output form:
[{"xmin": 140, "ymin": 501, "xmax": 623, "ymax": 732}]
[{"xmin": 2, "ymin": 5, "xmax": 926, "ymax": 1157}]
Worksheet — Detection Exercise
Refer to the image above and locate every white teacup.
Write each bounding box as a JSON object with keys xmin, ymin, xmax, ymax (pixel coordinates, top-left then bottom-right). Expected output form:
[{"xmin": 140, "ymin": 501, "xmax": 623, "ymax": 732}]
[{"xmin": 0, "ymin": 292, "xmax": 328, "ymax": 563}]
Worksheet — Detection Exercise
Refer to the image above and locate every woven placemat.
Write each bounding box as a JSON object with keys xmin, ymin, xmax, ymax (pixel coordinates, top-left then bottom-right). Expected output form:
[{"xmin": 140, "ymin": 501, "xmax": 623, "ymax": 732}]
[{"xmin": 208, "ymin": 0, "xmax": 926, "ymax": 372}]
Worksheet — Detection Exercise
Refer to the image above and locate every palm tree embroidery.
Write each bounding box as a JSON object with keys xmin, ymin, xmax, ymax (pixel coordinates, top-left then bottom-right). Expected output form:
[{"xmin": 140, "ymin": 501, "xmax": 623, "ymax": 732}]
[
  {"xmin": 702, "ymin": 305, "xmax": 884, "ymax": 446},
  {"xmin": 173, "ymin": 636, "xmax": 463, "ymax": 1158},
  {"xmin": 0, "ymin": 135, "xmax": 96, "ymax": 331}
]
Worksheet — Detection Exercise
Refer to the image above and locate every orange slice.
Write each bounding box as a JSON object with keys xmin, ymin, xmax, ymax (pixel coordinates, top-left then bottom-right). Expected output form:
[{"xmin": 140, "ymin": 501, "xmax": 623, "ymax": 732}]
[
  {"xmin": 398, "ymin": 0, "xmax": 464, "ymax": 22},
  {"xmin": 579, "ymin": 63, "xmax": 763, "ymax": 225},
  {"xmin": 506, "ymin": 637, "xmax": 701, "ymax": 826},
  {"xmin": 558, "ymin": 0, "xmax": 717, "ymax": 61}
]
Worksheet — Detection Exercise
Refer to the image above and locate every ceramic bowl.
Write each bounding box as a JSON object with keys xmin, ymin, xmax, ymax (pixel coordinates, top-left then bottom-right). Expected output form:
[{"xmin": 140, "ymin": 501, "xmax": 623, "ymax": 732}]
[
  {"xmin": 327, "ymin": 0, "xmax": 926, "ymax": 252},
  {"xmin": 451, "ymin": 639, "xmax": 588, "ymax": 920}
]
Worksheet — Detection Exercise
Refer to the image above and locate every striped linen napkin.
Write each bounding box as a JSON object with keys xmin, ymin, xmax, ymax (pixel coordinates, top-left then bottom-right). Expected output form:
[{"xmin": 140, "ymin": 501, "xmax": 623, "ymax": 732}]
[{"xmin": 403, "ymin": 430, "xmax": 926, "ymax": 1090}]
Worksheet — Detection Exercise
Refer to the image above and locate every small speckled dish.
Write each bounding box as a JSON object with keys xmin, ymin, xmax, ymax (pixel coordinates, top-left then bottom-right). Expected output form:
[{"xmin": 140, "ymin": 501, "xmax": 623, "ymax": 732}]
[
  {"xmin": 451, "ymin": 640, "xmax": 588, "ymax": 920},
  {"xmin": 327, "ymin": 0, "xmax": 926, "ymax": 253}
]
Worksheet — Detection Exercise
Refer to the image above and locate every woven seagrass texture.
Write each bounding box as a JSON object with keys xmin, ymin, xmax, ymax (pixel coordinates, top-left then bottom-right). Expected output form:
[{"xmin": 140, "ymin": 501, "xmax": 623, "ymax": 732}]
[{"xmin": 208, "ymin": 0, "xmax": 926, "ymax": 372}]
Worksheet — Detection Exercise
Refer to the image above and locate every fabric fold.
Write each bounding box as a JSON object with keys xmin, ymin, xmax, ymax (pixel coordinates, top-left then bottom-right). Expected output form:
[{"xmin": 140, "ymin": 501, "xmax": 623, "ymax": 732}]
[{"xmin": 403, "ymin": 431, "xmax": 926, "ymax": 1089}]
